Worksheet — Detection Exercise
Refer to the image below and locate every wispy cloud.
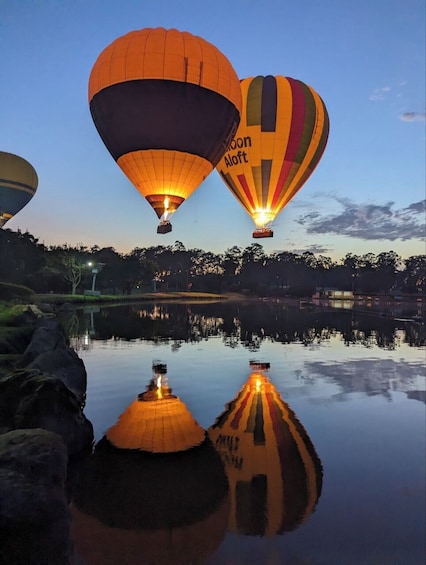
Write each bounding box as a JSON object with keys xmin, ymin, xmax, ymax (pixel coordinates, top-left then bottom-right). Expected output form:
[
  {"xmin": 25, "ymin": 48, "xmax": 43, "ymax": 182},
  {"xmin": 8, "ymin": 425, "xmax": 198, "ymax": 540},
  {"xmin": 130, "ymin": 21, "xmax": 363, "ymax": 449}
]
[
  {"xmin": 400, "ymin": 112, "xmax": 426, "ymax": 122},
  {"xmin": 296, "ymin": 197, "xmax": 426, "ymax": 241},
  {"xmin": 369, "ymin": 86, "xmax": 391, "ymax": 101},
  {"xmin": 288, "ymin": 243, "xmax": 331, "ymax": 255}
]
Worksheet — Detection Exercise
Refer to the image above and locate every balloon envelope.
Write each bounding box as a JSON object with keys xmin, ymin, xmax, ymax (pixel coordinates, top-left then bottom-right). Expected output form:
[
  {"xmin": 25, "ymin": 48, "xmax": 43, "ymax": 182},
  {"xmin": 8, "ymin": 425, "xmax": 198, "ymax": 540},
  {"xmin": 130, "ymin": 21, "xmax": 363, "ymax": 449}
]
[
  {"xmin": 216, "ymin": 75, "xmax": 329, "ymax": 237},
  {"xmin": 89, "ymin": 27, "xmax": 242, "ymax": 232},
  {"xmin": 208, "ymin": 370, "xmax": 323, "ymax": 536},
  {"xmin": 0, "ymin": 151, "xmax": 38, "ymax": 228}
]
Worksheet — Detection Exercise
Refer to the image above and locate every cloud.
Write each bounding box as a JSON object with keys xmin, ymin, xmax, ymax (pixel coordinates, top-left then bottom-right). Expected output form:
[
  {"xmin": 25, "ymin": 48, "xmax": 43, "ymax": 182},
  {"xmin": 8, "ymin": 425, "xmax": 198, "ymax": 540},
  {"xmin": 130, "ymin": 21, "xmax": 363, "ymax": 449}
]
[
  {"xmin": 296, "ymin": 197, "xmax": 426, "ymax": 241},
  {"xmin": 400, "ymin": 112, "xmax": 426, "ymax": 122},
  {"xmin": 369, "ymin": 86, "xmax": 391, "ymax": 101},
  {"xmin": 288, "ymin": 244, "xmax": 331, "ymax": 255}
]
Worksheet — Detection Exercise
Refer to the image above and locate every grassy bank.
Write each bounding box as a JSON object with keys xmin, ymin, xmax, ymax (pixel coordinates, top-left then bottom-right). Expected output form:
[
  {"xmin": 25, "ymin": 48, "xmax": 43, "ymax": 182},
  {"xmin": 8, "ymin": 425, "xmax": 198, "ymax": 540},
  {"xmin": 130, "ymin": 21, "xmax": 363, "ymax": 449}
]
[{"xmin": 33, "ymin": 291, "xmax": 230, "ymax": 306}]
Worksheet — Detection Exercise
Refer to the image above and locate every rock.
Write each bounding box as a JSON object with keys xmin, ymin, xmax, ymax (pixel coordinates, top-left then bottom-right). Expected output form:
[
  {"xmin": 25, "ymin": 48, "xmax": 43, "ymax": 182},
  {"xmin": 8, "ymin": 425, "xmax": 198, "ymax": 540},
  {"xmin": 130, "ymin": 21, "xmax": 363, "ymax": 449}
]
[
  {"xmin": 36, "ymin": 302, "xmax": 56, "ymax": 315},
  {"xmin": 0, "ymin": 369, "xmax": 94, "ymax": 458},
  {"xmin": 18, "ymin": 318, "xmax": 69, "ymax": 368},
  {"xmin": 27, "ymin": 347, "xmax": 87, "ymax": 405},
  {"xmin": 0, "ymin": 428, "xmax": 74, "ymax": 564}
]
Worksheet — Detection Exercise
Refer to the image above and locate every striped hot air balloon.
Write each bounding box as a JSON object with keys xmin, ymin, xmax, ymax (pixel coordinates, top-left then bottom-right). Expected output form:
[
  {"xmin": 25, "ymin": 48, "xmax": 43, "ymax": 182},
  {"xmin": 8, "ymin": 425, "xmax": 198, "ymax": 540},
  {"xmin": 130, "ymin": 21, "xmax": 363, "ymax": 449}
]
[
  {"xmin": 208, "ymin": 370, "xmax": 323, "ymax": 536},
  {"xmin": 88, "ymin": 28, "xmax": 242, "ymax": 234},
  {"xmin": 216, "ymin": 75, "xmax": 329, "ymax": 238},
  {"xmin": 0, "ymin": 151, "xmax": 38, "ymax": 228}
]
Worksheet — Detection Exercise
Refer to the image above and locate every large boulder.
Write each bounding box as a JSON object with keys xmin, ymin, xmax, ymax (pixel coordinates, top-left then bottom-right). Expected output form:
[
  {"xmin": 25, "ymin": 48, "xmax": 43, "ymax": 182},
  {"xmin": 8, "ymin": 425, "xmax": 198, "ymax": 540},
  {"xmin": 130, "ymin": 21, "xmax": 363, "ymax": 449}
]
[
  {"xmin": 18, "ymin": 318, "xmax": 69, "ymax": 367},
  {"xmin": 0, "ymin": 369, "xmax": 93, "ymax": 457},
  {"xmin": 27, "ymin": 347, "xmax": 87, "ymax": 406},
  {"xmin": 0, "ymin": 428, "xmax": 75, "ymax": 564},
  {"xmin": 16, "ymin": 318, "xmax": 87, "ymax": 404}
]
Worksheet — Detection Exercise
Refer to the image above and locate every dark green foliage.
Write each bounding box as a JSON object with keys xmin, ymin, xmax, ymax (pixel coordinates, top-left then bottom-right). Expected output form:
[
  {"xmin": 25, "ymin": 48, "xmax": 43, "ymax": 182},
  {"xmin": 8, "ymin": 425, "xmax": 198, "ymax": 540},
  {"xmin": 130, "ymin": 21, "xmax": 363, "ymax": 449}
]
[
  {"xmin": 1, "ymin": 227, "xmax": 425, "ymax": 298},
  {"xmin": 0, "ymin": 282, "xmax": 34, "ymax": 301}
]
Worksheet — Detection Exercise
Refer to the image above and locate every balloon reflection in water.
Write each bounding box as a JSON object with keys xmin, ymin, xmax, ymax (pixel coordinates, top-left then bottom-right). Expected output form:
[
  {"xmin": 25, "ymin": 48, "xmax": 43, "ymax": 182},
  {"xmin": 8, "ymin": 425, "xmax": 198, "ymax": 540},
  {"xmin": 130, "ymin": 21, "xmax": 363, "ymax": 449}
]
[
  {"xmin": 71, "ymin": 363, "xmax": 229, "ymax": 564},
  {"xmin": 208, "ymin": 362, "xmax": 323, "ymax": 536}
]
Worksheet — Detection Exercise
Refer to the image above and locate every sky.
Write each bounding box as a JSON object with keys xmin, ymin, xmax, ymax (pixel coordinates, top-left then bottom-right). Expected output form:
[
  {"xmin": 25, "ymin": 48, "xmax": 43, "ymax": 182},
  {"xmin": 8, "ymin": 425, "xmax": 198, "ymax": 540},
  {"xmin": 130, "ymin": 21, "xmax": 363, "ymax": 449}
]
[{"xmin": 0, "ymin": 0, "xmax": 425, "ymax": 261}]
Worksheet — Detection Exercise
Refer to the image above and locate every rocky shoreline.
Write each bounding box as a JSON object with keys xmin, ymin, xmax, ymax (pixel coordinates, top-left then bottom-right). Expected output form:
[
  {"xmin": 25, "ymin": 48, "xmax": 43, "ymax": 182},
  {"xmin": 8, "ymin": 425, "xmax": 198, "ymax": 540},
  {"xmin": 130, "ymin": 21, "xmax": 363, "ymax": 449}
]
[{"xmin": 0, "ymin": 306, "xmax": 94, "ymax": 564}]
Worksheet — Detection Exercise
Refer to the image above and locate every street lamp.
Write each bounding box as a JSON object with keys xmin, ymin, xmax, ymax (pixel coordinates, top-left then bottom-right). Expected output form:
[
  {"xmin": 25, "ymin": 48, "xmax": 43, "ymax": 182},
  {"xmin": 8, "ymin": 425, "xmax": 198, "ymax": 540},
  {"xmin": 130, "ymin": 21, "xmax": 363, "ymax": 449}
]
[{"xmin": 85, "ymin": 262, "xmax": 105, "ymax": 296}]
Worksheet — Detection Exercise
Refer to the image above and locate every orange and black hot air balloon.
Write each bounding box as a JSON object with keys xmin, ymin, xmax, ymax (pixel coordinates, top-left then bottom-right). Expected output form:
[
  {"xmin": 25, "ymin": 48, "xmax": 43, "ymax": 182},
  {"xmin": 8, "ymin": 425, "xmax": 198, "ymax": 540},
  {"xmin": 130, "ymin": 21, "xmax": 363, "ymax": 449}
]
[
  {"xmin": 216, "ymin": 75, "xmax": 329, "ymax": 238},
  {"xmin": 0, "ymin": 151, "xmax": 38, "ymax": 228},
  {"xmin": 88, "ymin": 27, "xmax": 242, "ymax": 234}
]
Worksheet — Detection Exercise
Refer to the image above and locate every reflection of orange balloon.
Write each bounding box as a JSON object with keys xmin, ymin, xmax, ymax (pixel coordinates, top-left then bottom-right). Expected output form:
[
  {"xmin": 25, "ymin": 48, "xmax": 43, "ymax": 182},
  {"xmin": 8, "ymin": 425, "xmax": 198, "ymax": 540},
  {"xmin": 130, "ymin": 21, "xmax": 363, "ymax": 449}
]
[
  {"xmin": 216, "ymin": 75, "xmax": 330, "ymax": 238},
  {"xmin": 208, "ymin": 371, "xmax": 323, "ymax": 536},
  {"xmin": 0, "ymin": 151, "xmax": 38, "ymax": 228},
  {"xmin": 71, "ymin": 374, "xmax": 230, "ymax": 564},
  {"xmin": 89, "ymin": 27, "xmax": 242, "ymax": 233}
]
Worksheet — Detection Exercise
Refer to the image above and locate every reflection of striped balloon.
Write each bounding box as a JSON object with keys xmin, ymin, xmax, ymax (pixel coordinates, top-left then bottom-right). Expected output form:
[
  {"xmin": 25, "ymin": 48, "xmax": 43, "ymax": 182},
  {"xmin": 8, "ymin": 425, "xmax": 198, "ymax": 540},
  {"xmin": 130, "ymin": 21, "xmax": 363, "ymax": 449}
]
[
  {"xmin": 208, "ymin": 372, "xmax": 323, "ymax": 536},
  {"xmin": 217, "ymin": 75, "xmax": 329, "ymax": 234},
  {"xmin": 0, "ymin": 151, "xmax": 38, "ymax": 228},
  {"xmin": 89, "ymin": 28, "xmax": 242, "ymax": 224}
]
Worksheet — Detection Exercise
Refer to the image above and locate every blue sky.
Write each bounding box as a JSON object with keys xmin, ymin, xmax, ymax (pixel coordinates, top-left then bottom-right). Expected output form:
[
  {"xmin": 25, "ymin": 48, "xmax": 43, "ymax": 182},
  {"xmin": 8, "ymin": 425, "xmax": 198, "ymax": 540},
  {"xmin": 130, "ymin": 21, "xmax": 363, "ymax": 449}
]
[{"xmin": 1, "ymin": 0, "xmax": 424, "ymax": 260}]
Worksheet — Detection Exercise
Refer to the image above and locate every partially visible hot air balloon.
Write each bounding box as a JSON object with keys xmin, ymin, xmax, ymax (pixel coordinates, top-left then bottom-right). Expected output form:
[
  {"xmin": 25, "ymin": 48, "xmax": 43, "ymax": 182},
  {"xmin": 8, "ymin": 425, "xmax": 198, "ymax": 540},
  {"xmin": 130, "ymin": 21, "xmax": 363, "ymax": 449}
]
[
  {"xmin": 106, "ymin": 362, "xmax": 206, "ymax": 452},
  {"xmin": 216, "ymin": 75, "xmax": 330, "ymax": 238},
  {"xmin": 89, "ymin": 27, "xmax": 242, "ymax": 234},
  {"xmin": 208, "ymin": 363, "xmax": 323, "ymax": 536},
  {"xmin": 0, "ymin": 151, "xmax": 38, "ymax": 228},
  {"xmin": 71, "ymin": 367, "xmax": 230, "ymax": 564}
]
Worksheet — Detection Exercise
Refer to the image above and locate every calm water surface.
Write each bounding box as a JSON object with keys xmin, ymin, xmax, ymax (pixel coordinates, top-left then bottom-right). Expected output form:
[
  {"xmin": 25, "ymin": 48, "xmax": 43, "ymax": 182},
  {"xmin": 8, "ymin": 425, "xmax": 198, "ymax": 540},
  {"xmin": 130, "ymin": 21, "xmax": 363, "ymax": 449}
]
[{"xmin": 65, "ymin": 301, "xmax": 425, "ymax": 565}]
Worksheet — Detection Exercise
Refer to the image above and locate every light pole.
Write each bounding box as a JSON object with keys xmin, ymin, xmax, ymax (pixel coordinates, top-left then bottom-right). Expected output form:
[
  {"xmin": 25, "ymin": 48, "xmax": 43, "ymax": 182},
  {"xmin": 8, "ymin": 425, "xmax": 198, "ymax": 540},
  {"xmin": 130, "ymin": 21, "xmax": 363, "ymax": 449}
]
[{"xmin": 85, "ymin": 262, "xmax": 105, "ymax": 296}]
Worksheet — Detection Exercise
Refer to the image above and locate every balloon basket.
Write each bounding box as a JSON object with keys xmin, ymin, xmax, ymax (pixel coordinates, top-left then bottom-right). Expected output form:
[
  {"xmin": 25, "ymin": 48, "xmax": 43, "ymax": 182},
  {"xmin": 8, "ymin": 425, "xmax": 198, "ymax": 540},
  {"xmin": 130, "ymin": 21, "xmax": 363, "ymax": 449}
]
[
  {"xmin": 253, "ymin": 228, "xmax": 273, "ymax": 238},
  {"xmin": 157, "ymin": 222, "xmax": 172, "ymax": 234}
]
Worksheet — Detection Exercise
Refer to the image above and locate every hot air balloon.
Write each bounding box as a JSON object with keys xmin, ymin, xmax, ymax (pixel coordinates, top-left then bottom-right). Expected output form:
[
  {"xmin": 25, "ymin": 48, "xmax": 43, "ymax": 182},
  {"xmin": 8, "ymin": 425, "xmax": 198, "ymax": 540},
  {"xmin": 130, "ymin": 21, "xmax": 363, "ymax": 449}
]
[
  {"xmin": 88, "ymin": 27, "xmax": 242, "ymax": 234},
  {"xmin": 0, "ymin": 151, "xmax": 38, "ymax": 228},
  {"xmin": 208, "ymin": 363, "xmax": 323, "ymax": 536},
  {"xmin": 106, "ymin": 363, "xmax": 206, "ymax": 452},
  {"xmin": 216, "ymin": 75, "xmax": 330, "ymax": 238},
  {"xmin": 71, "ymin": 369, "xmax": 230, "ymax": 564}
]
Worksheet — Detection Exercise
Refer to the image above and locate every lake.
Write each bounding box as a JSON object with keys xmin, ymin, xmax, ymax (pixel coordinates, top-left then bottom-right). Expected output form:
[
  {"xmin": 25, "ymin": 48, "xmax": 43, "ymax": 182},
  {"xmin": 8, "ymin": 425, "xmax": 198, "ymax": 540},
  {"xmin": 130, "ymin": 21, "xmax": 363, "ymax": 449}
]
[{"xmin": 62, "ymin": 299, "xmax": 425, "ymax": 565}]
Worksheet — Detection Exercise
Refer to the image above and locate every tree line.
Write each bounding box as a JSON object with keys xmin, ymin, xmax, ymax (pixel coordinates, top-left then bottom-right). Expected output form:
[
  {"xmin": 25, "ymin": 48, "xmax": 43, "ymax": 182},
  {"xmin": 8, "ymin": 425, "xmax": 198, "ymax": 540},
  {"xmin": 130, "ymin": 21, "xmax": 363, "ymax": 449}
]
[{"xmin": 1, "ymin": 228, "xmax": 425, "ymax": 297}]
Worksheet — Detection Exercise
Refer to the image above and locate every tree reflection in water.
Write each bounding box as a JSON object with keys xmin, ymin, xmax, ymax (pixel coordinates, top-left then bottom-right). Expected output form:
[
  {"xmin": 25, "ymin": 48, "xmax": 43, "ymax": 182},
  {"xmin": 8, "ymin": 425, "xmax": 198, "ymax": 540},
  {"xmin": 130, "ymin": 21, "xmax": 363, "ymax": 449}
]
[{"xmin": 62, "ymin": 300, "xmax": 425, "ymax": 351}]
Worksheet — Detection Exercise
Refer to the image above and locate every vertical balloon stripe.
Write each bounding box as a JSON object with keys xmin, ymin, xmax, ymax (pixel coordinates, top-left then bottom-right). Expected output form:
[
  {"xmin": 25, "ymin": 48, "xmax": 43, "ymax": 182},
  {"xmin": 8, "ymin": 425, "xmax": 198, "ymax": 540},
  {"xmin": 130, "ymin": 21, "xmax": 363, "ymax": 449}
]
[
  {"xmin": 237, "ymin": 174, "xmax": 256, "ymax": 210},
  {"xmin": 266, "ymin": 392, "xmax": 309, "ymax": 531},
  {"xmin": 219, "ymin": 171, "xmax": 239, "ymax": 197},
  {"xmin": 271, "ymin": 161, "xmax": 293, "ymax": 208},
  {"xmin": 293, "ymin": 82, "xmax": 316, "ymax": 165},
  {"xmin": 286, "ymin": 396, "xmax": 323, "ymax": 497},
  {"xmin": 211, "ymin": 388, "xmax": 246, "ymax": 429},
  {"xmin": 274, "ymin": 89, "xmax": 330, "ymax": 212},
  {"xmin": 230, "ymin": 390, "xmax": 251, "ymax": 429},
  {"xmin": 254, "ymin": 393, "xmax": 265, "ymax": 445},
  {"xmin": 246, "ymin": 76, "xmax": 263, "ymax": 126},
  {"xmin": 236, "ymin": 476, "xmax": 267, "ymax": 535},
  {"xmin": 261, "ymin": 75, "xmax": 277, "ymax": 132},
  {"xmin": 245, "ymin": 391, "xmax": 257, "ymax": 432},
  {"xmin": 251, "ymin": 165, "xmax": 262, "ymax": 206},
  {"xmin": 283, "ymin": 78, "xmax": 307, "ymax": 162},
  {"xmin": 270, "ymin": 79, "xmax": 306, "ymax": 208},
  {"xmin": 261, "ymin": 160, "xmax": 272, "ymax": 205},
  {"xmin": 244, "ymin": 392, "xmax": 265, "ymax": 445},
  {"xmin": 305, "ymin": 95, "xmax": 330, "ymax": 174}
]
